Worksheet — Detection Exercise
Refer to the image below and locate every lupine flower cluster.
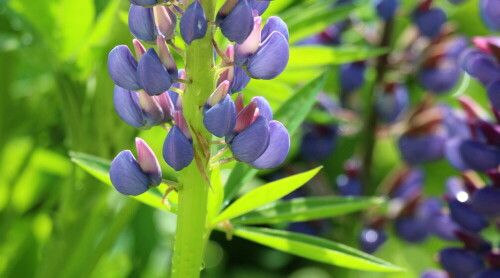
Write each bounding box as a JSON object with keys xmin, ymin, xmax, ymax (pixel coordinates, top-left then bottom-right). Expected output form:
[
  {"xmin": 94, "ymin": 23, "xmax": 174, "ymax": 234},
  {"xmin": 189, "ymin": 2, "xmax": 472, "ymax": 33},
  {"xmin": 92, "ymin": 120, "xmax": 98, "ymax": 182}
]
[{"xmin": 107, "ymin": 0, "xmax": 291, "ymax": 195}]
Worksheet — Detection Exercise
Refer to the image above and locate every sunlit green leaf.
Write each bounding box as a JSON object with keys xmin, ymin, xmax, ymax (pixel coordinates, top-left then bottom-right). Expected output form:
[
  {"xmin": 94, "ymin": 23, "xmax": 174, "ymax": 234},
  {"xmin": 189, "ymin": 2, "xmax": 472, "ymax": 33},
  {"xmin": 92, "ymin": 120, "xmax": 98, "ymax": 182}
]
[
  {"xmin": 231, "ymin": 226, "xmax": 404, "ymax": 272},
  {"xmin": 223, "ymin": 73, "xmax": 327, "ymax": 204},
  {"xmin": 70, "ymin": 152, "xmax": 177, "ymax": 213},
  {"xmin": 214, "ymin": 167, "xmax": 322, "ymax": 225},
  {"xmin": 57, "ymin": 0, "xmax": 95, "ymax": 59},
  {"xmin": 231, "ymin": 196, "xmax": 385, "ymax": 225}
]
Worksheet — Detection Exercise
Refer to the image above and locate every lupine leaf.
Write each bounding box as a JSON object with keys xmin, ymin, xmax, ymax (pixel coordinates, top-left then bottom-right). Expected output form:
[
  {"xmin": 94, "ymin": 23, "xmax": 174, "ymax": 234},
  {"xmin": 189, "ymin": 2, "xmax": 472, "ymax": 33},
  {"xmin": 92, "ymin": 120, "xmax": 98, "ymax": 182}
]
[
  {"xmin": 214, "ymin": 167, "xmax": 322, "ymax": 225},
  {"xmin": 223, "ymin": 73, "xmax": 327, "ymax": 204},
  {"xmin": 231, "ymin": 226, "xmax": 404, "ymax": 272},
  {"xmin": 288, "ymin": 46, "xmax": 388, "ymax": 68},
  {"xmin": 70, "ymin": 152, "xmax": 177, "ymax": 212},
  {"xmin": 231, "ymin": 196, "xmax": 385, "ymax": 225}
]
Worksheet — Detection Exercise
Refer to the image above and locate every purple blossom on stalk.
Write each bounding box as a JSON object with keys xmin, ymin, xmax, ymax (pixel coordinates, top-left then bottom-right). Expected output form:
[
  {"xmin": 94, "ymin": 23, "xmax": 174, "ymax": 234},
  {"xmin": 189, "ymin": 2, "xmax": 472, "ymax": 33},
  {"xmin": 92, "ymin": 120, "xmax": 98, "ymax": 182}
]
[
  {"xmin": 217, "ymin": 45, "xmax": 251, "ymax": 94},
  {"xmin": 137, "ymin": 41, "xmax": 178, "ymax": 95},
  {"xmin": 248, "ymin": 0, "xmax": 270, "ymax": 15},
  {"xmin": 448, "ymin": 199, "xmax": 488, "ymax": 233},
  {"xmin": 418, "ymin": 59, "xmax": 461, "ymax": 94},
  {"xmin": 180, "ymin": 0, "xmax": 207, "ymax": 45},
  {"xmin": 234, "ymin": 16, "xmax": 290, "ymax": 79},
  {"xmin": 203, "ymin": 81, "xmax": 236, "ymax": 137},
  {"xmin": 154, "ymin": 5, "xmax": 177, "ymax": 39},
  {"xmin": 128, "ymin": 5, "xmax": 157, "ymax": 43},
  {"xmin": 480, "ymin": 0, "xmax": 500, "ymax": 31},
  {"xmin": 163, "ymin": 112, "xmax": 194, "ymax": 171},
  {"xmin": 336, "ymin": 159, "xmax": 362, "ymax": 196},
  {"xmin": 413, "ymin": 3, "xmax": 447, "ymax": 39},
  {"xmin": 439, "ymin": 248, "xmax": 485, "ymax": 278},
  {"xmin": 216, "ymin": 0, "xmax": 254, "ymax": 43},
  {"xmin": 374, "ymin": 0, "xmax": 399, "ymax": 20},
  {"xmin": 359, "ymin": 227, "xmax": 387, "ymax": 254},
  {"xmin": 375, "ymin": 83, "xmax": 409, "ymax": 123},
  {"xmin": 398, "ymin": 134, "xmax": 446, "ymax": 164},
  {"xmin": 420, "ymin": 270, "xmax": 448, "ymax": 278},
  {"xmin": 129, "ymin": 0, "xmax": 163, "ymax": 5},
  {"xmin": 110, "ymin": 138, "xmax": 162, "ymax": 195},
  {"xmin": 471, "ymin": 185, "xmax": 500, "ymax": 217},
  {"xmin": 300, "ymin": 124, "xmax": 338, "ymax": 161},
  {"xmin": 108, "ymin": 45, "xmax": 141, "ymax": 91}
]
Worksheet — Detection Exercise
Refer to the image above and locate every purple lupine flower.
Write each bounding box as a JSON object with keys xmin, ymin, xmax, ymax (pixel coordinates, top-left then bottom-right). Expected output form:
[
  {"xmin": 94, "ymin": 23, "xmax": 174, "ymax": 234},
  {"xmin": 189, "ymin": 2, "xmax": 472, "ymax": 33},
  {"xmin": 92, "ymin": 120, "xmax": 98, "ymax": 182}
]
[
  {"xmin": 390, "ymin": 168, "xmax": 424, "ymax": 200},
  {"xmin": 235, "ymin": 16, "xmax": 290, "ymax": 80},
  {"xmin": 439, "ymin": 248, "xmax": 485, "ymax": 278},
  {"xmin": 113, "ymin": 86, "xmax": 174, "ymax": 128},
  {"xmin": 394, "ymin": 216, "xmax": 429, "ymax": 243},
  {"xmin": 336, "ymin": 159, "xmax": 362, "ymax": 196},
  {"xmin": 108, "ymin": 45, "xmax": 141, "ymax": 91},
  {"xmin": 359, "ymin": 227, "xmax": 387, "ymax": 254},
  {"xmin": 445, "ymin": 177, "xmax": 470, "ymax": 202},
  {"xmin": 163, "ymin": 112, "xmax": 194, "ymax": 171},
  {"xmin": 137, "ymin": 46, "xmax": 177, "ymax": 95},
  {"xmin": 180, "ymin": 0, "xmax": 207, "ymax": 45},
  {"xmin": 128, "ymin": 5, "xmax": 157, "ymax": 43},
  {"xmin": 300, "ymin": 124, "xmax": 338, "ymax": 160},
  {"xmin": 110, "ymin": 138, "xmax": 162, "ymax": 195},
  {"xmin": 217, "ymin": 45, "xmax": 251, "ymax": 94},
  {"xmin": 445, "ymin": 138, "xmax": 500, "ymax": 172},
  {"xmin": 448, "ymin": 199, "xmax": 488, "ymax": 232},
  {"xmin": 168, "ymin": 69, "xmax": 186, "ymax": 110},
  {"xmin": 480, "ymin": 0, "xmax": 500, "ymax": 31},
  {"xmin": 217, "ymin": 0, "xmax": 254, "ymax": 43},
  {"xmin": 248, "ymin": 0, "xmax": 270, "ymax": 15},
  {"xmin": 154, "ymin": 5, "xmax": 177, "ymax": 39},
  {"xmin": 252, "ymin": 96, "xmax": 273, "ymax": 121},
  {"xmin": 203, "ymin": 81, "xmax": 237, "ymax": 137},
  {"xmin": 129, "ymin": 0, "xmax": 162, "ymax": 5},
  {"xmin": 376, "ymin": 83, "xmax": 409, "ymax": 123},
  {"xmin": 461, "ymin": 48, "xmax": 500, "ymax": 86},
  {"xmin": 422, "ymin": 198, "xmax": 460, "ymax": 241},
  {"xmin": 374, "ymin": 0, "xmax": 398, "ymax": 20},
  {"xmin": 418, "ymin": 60, "xmax": 461, "ymax": 94},
  {"xmin": 487, "ymin": 80, "xmax": 500, "ymax": 111},
  {"xmin": 475, "ymin": 269, "xmax": 500, "ymax": 278},
  {"xmin": 441, "ymin": 106, "xmax": 471, "ymax": 139},
  {"xmin": 229, "ymin": 115, "xmax": 271, "ymax": 163},
  {"xmin": 421, "ymin": 270, "xmax": 448, "ymax": 278},
  {"xmin": 251, "ymin": 120, "xmax": 290, "ymax": 169},
  {"xmin": 340, "ymin": 62, "xmax": 366, "ymax": 93},
  {"xmin": 413, "ymin": 5, "xmax": 447, "ymax": 39},
  {"xmin": 398, "ymin": 133, "xmax": 446, "ymax": 164},
  {"xmin": 471, "ymin": 186, "xmax": 500, "ymax": 217}
]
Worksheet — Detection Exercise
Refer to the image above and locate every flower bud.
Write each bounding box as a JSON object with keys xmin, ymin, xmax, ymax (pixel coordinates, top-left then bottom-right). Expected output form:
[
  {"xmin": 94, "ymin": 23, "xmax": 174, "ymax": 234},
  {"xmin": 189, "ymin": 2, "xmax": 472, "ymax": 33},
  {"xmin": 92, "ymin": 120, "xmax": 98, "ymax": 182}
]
[
  {"xmin": 394, "ymin": 217, "xmax": 429, "ymax": 243},
  {"xmin": 251, "ymin": 120, "xmax": 290, "ymax": 169},
  {"xmin": 300, "ymin": 124, "xmax": 338, "ymax": 161},
  {"xmin": 480, "ymin": 0, "xmax": 500, "ymax": 31},
  {"xmin": 439, "ymin": 248, "xmax": 485, "ymax": 278},
  {"xmin": 203, "ymin": 95, "xmax": 237, "ymax": 137},
  {"xmin": 137, "ymin": 48, "xmax": 176, "ymax": 95},
  {"xmin": 135, "ymin": 137, "xmax": 162, "ymax": 186},
  {"xmin": 180, "ymin": 0, "xmax": 207, "ymax": 45},
  {"xmin": 217, "ymin": 0, "xmax": 254, "ymax": 43},
  {"xmin": 108, "ymin": 45, "xmax": 141, "ymax": 91},
  {"xmin": 413, "ymin": 7, "xmax": 447, "ymax": 39},
  {"xmin": 128, "ymin": 5, "xmax": 157, "ymax": 43},
  {"xmin": 461, "ymin": 49, "xmax": 500, "ymax": 86},
  {"xmin": 133, "ymin": 39, "xmax": 147, "ymax": 60},
  {"xmin": 374, "ymin": 0, "xmax": 398, "ymax": 20},
  {"xmin": 163, "ymin": 125, "xmax": 194, "ymax": 171},
  {"xmin": 154, "ymin": 6, "xmax": 177, "ymax": 39},
  {"xmin": 157, "ymin": 37, "xmax": 178, "ymax": 82},
  {"xmin": 207, "ymin": 81, "xmax": 230, "ymax": 106},
  {"xmin": 336, "ymin": 174, "xmax": 362, "ymax": 196}
]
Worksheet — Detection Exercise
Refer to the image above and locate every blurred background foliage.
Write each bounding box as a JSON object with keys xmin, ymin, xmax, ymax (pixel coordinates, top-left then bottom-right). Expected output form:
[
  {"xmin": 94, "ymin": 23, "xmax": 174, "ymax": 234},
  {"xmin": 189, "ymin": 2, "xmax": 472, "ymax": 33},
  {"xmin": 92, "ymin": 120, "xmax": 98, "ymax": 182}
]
[{"xmin": 0, "ymin": 0, "xmax": 491, "ymax": 277}]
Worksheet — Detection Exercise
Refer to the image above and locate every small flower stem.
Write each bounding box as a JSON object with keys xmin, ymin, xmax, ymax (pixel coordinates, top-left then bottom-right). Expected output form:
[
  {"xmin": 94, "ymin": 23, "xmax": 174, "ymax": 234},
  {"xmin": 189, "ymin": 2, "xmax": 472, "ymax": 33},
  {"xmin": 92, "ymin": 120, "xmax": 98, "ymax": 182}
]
[
  {"xmin": 211, "ymin": 140, "xmax": 226, "ymax": 145},
  {"xmin": 162, "ymin": 179, "xmax": 179, "ymax": 187},
  {"xmin": 210, "ymin": 157, "xmax": 235, "ymax": 169},
  {"xmin": 210, "ymin": 145, "xmax": 229, "ymax": 161},
  {"xmin": 360, "ymin": 18, "xmax": 395, "ymax": 196},
  {"xmin": 167, "ymin": 40, "xmax": 186, "ymax": 58},
  {"xmin": 212, "ymin": 38, "xmax": 232, "ymax": 63},
  {"xmin": 162, "ymin": 123, "xmax": 171, "ymax": 132},
  {"xmin": 169, "ymin": 87, "xmax": 184, "ymax": 95},
  {"xmin": 177, "ymin": 78, "xmax": 192, "ymax": 85}
]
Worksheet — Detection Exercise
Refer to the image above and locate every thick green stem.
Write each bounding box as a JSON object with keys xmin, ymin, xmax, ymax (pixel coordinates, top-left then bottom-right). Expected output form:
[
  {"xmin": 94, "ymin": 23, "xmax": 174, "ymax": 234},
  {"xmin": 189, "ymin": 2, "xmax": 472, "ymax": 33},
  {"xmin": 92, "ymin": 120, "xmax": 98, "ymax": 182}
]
[{"xmin": 171, "ymin": 1, "xmax": 216, "ymax": 277}]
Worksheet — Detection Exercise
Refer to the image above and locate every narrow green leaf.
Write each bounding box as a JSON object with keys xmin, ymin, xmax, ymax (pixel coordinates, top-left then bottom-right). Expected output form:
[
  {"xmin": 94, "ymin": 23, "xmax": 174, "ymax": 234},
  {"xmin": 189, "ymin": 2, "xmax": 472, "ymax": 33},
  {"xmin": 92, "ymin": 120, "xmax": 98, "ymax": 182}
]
[
  {"xmin": 223, "ymin": 73, "xmax": 327, "ymax": 204},
  {"xmin": 214, "ymin": 167, "xmax": 322, "ymax": 225},
  {"xmin": 207, "ymin": 167, "xmax": 223, "ymax": 222},
  {"xmin": 232, "ymin": 196, "xmax": 385, "ymax": 225},
  {"xmin": 288, "ymin": 46, "xmax": 388, "ymax": 68},
  {"xmin": 70, "ymin": 152, "xmax": 177, "ymax": 213},
  {"xmin": 232, "ymin": 226, "xmax": 404, "ymax": 273}
]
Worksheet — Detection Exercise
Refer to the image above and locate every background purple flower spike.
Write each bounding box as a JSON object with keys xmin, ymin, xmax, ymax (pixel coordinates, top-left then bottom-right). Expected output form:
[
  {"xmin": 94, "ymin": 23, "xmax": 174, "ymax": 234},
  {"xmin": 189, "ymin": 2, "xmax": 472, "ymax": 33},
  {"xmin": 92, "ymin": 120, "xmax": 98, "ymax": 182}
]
[
  {"xmin": 471, "ymin": 186, "xmax": 500, "ymax": 217},
  {"xmin": 487, "ymin": 80, "xmax": 500, "ymax": 111},
  {"xmin": 110, "ymin": 150, "xmax": 151, "ymax": 196},
  {"xmin": 418, "ymin": 61, "xmax": 460, "ymax": 94},
  {"xmin": 251, "ymin": 120, "xmax": 290, "ymax": 169},
  {"xmin": 439, "ymin": 248, "xmax": 485, "ymax": 278},
  {"xmin": 203, "ymin": 95, "xmax": 236, "ymax": 137},
  {"xmin": 413, "ymin": 8, "xmax": 447, "ymax": 39},
  {"xmin": 163, "ymin": 126, "xmax": 194, "ymax": 171},
  {"xmin": 475, "ymin": 269, "xmax": 500, "ymax": 278},
  {"xmin": 376, "ymin": 84, "xmax": 409, "ymax": 123},
  {"xmin": 248, "ymin": 0, "xmax": 270, "ymax": 15},
  {"xmin": 251, "ymin": 96, "xmax": 273, "ymax": 121},
  {"xmin": 421, "ymin": 270, "xmax": 448, "ymax": 278},
  {"xmin": 480, "ymin": 0, "xmax": 500, "ymax": 31},
  {"xmin": 448, "ymin": 200, "xmax": 488, "ymax": 233},
  {"xmin": 398, "ymin": 134, "xmax": 446, "ymax": 165},
  {"xmin": 180, "ymin": 1, "xmax": 208, "ymax": 45},
  {"xmin": 394, "ymin": 217, "xmax": 429, "ymax": 243},
  {"xmin": 261, "ymin": 16, "xmax": 289, "ymax": 42},
  {"xmin": 245, "ymin": 32, "xmax": 289, "ymax": 79},
  {"xmin": 219, "ymin": 0, "xmax": 254, "ymax": 44},
  {"xmin": 138, "ymin": 48, "xmax": 173, "ymax": 95},
  {"xmin": 340, "ymin": 62, "xmax": 366, "ymax": 93},
  {"xmin": 230, "ymin": 116, "xmax": 270, "ymax": 163},
  {"xmin": 375, "ymin": 0, "xmax": 398, "ymax": 20},
  {"xmin": 446, "ymin": 139, "xmax": 500, "ymax": 172},
  {"xmin": 108, "ymin": 45, "xmax": 141, "ymax": 91},
  {"xmin": 359, "ymin": 228, "xmax": 387, "ymax": 254},
  {"xmin": 113, "ymin": 86, "xmax": 145, "ymax": 128},
  {"xmin": 128, "ymin": 5, "xmax": 157, "ymax": 43}
]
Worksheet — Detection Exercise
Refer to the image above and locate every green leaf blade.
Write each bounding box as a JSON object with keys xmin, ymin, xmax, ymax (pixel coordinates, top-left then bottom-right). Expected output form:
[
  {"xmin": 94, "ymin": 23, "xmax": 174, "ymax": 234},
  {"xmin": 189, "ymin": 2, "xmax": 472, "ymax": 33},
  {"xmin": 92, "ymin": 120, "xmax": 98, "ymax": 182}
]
[
  {"xmin": 232, "ymin": 226, "xmax": 404, "ymax": 273},
  {"xmin": 232, "ymin": 196, "xmax": 385, "ymax": 225},
  {"xmin": 214, "ymin": 167, "xmax": 322, "ymax": 225}
]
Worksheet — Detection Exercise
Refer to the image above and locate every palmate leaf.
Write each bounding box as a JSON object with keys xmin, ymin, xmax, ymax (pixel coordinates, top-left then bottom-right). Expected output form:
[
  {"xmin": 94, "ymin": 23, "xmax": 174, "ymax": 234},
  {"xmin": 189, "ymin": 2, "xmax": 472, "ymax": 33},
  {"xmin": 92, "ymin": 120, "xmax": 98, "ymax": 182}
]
[
  {"xmin": 231, "ymin": 196, "xmax": 385, "ymax": 225},
  {"xmin": 223, "ymin": 73, "xmax": 328, "ymax": 204},
  {"xmin": 213, "ymin": 167, "xmax": 322, "ymax": 225},
  {"xmin": 70, "ymin": 151, "xmax": 177, "ymax": 213},
  {"xmin": 231, "ymin": 226, "xmax": 404, "ymax": 273}
]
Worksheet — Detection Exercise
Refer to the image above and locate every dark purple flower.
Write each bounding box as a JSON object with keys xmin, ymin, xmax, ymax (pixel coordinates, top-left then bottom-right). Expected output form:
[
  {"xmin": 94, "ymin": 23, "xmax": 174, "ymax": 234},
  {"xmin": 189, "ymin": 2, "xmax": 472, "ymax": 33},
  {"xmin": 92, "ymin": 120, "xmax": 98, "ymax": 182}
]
[
  {"xmin": 439, "ymin": 248, "xmax": 485, "ymax": 278},
  {"xmin": 217, "ymin": 0, "xmax": 254, "ymax": 43},
  {"xmin": 163, "ymin": 125, "xmax": 194, "ymax": 171},
  {"xmin": 217, "ymin": 45, "xmax": 251, "ymax": 94},
  {"xmin": 229, "ymin": 116, "xmax": 270, "ymax": 163},
  {"xmin": 418, "ymin": 60, "xmax": 461, "ymax": 94},
  {"xmin": 251, "ymin": 96, "xmax": 273, "ymax": 121},
  {"xmin": 487, "ymin": 80, "xmax": 500, "ymax": 111},
  {"xmin": 481, "ymin": 0, "xmax": 500, "ymax": 31},
  {"xmin": 110, "ymin": 138, "xmax": 162, "ymax": 195},
  {"xmin": 108, "ymin": 45, "xmax": 141, "ymax": 91},
  {"xmin": 391, "ymin": 168, "xmax": 424, "ymax": 200},
  {"xmin": 376, "ymin": 83, "xmax": 409, "ymax": 123},
  {"xmin": 359, "ymin": 228, "xmax": 387, "ymax": 254},
  {"xmin": 340, "ymin": 62, "xmax": 366, "ymax": 93},
  {"xmin": 128, "ymin": 5, "xmax": 157, "ymax": 43},
  {"xmin": 204, "ymin": 91, "xmax": 237, "ymax": 137},
  {"xmin": 474, "ymin": 269, "xmax": 500, "ymax": 278},
  {"xmin": 421, "ymin": 270, "xmax": 448, "ymax": 278},
  {"xmin": 336, "ymin": 175, "xmax": 362, "ymax": 196},
  {"xmin": 395, "ymin": 217, "xmax": 429, "ymax": 243},
  {"xmin": 461, "ymin": 49, "xmax": 500, "ymax": 86},
  {"xmin": 471, "ymin": 186, "xmax": 500, "ymax": 217},
  {"xmin": 413, "ymin": 7, "xmax": 447, "ymax": 39},
  {"xmin": 398, "ymin": 134, "xmax": 446, "ymax": 164},
  {"xmin": 422, "ymin": 199, "xmax": 460, "ymax": 241},
  {"xmin": 154, "ymin": 5, "xmax": 177, "ymax": 39},
  {"xmin": 445, "ymin": 138, "xmax": 500, "ymax": 172},
  {"xmin": 375, "ymin": 0, "xmax": 398, "ymax": 20},
  {"xmin": 449, "ymin": 200, "xmax": 488, "ymax": 232},
  {"xmin": 137, "ymin": 47, "xmax": 177, "ymax": 95},
  {"xmin": 251, "ymin": 120, "xmax": 290, "ymax": 169},
  {"xmin": 300, "ymin": 124, "xmax": 338, "ymax": 160},
  {"xmin": 180, "ymin": 0, "xmax": 207, "ymax": 45}
]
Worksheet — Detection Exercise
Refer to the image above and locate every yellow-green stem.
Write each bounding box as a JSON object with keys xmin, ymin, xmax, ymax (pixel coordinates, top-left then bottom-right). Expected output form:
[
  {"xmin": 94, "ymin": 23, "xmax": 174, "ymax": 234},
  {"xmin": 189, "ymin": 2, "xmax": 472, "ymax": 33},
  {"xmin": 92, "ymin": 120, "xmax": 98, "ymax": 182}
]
[{"xmin": 171, "ymin": 0, "xmax": 217, "ymax": 277}]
